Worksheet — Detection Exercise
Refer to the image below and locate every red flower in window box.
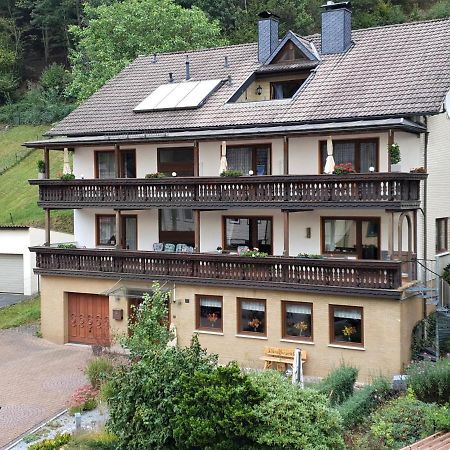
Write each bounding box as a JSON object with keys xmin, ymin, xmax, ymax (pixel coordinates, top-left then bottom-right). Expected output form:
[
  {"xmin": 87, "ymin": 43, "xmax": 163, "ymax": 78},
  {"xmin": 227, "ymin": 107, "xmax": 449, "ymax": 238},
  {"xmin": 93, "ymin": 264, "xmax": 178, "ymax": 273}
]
[{"xmin": 333, "ymin": 163, "xmax": 356, "ymax": 175}]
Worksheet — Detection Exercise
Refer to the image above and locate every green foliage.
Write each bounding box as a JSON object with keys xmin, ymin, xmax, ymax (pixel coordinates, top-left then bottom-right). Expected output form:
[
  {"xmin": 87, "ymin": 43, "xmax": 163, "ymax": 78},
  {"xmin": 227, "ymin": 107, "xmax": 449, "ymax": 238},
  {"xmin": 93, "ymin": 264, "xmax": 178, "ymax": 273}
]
[
  {"xmin": 66, "ymin": 431, "xmax": 119, "ymax": 449},
  {"xmin": 68, "ymin": 385, "xmax": 99, "ymax": 415},
  {"xmin": 337, "ymin": 377, "xmax": 392, "ymax": 428},
  {"xmin": 425, "ymin": 0, "xmax": 450, "ymax": 19},
  {"xmin": 60, "ymin": 172, "xmax": 75, "ymax": 180},
  {"xmin": 0, "ymin": 17, "xmax": 20, "ymax": 101},
  {"xmin": 40, "ymin": 63, "xmax": 72, "ymax": 95},
  {"xmin": 249, "ymin": 370, "xmax": 345, "ymax": 450},
  {"xmin": 406, "ymin": 358, "xmax": 450, "ymax": 405},
  {"xmin": 145, "ymin": 172, "xmax": 166, "ymax": 178},
  {"xmin": 123, "ymin": 284, "xmax": 172, "ymax": 357},
  {"xmin": 57, "ymin": 243, "xmax": 77, "ymax": 249},
  {"xmin": 37, "ymin": 159, "xmax": 45, "ymax": 172},
  {"xmin": 0, "ymin": 296, "xmax": 40, "ymax": 329},
  {"xmin": 171, "ymin": 363, "xmax": 262, "ymax": 450},
  {"xmin": 297, "ymin": 253, "xmax": 323, "ymax": 259},
  {"xmin": 85, "ymin": 356, "xmax": 115, "ymax": 389},
  {"xmin": 28, "ymin": 433, "xmax": 71, "ymax": 450},
  {"xmin": 220, "ymin": 169, "xmax": 243, "ymax": 177},
  {"xmin": 318, "ymin": 363, "xmax": 359, "ymax": 405},
  {"xmin": 411, "ymin": 313, "xmax": 437, "ymax": 360},
  {"xmin": 389, "ymin": 143, "xmax": 401, "ymax": 164},
  {"xmin": 443, "ymin": 263, "xmax": 450, "ymax": 284},
  {"xmin": 240, "ymin": 249, "xmax": 268, "ymax": 257},
  {"xmin": 68, "ymin": 0, "xmax": 225, "ymax": 101}
]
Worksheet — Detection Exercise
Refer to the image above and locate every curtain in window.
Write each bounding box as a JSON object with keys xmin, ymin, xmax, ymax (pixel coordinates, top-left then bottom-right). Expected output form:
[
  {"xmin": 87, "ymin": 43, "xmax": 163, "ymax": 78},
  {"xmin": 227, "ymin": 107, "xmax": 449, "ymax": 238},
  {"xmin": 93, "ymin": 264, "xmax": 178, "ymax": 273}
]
[
  {"xmin": 286, "ymin": 303, "xmax": 311, "ymax": 314},
  {"xmin": 334, "ymin": 308, "xmax": 362, "ymax": 320},
  {"xmin": 241, "ymin": 301, "xmax": 265, "ymax": 312},
  {"xmin": 160, "ymin": 209, "xmax": 194, "ymax": 231},
  {"xmin": 272, "ymin": 83, "xmax": 284, "ymax": 99},
  {"xmin": 360, "ymin": 142, "xmax": 377, "ymax": 172},
  {"xmin": 334, "ymin": 142, "xmax": 355, "ymax": 166},
  {"xmin": 227, "ymin": 147, "xmax": 252, "ymax": 174},
  {"xmin": 97, "ymin": 152, "xmax": 115, "ymax": 179},
  {"xmin": 324, "ymin": 220, "xmax": 356, "ymax": 252},
  {"xmin": 99, "ymin": 217, "xmax": 115, "ymax": 244},
  {"xmin": 200, "ymin": 298, "xmax": 222, "ymax": 308}
]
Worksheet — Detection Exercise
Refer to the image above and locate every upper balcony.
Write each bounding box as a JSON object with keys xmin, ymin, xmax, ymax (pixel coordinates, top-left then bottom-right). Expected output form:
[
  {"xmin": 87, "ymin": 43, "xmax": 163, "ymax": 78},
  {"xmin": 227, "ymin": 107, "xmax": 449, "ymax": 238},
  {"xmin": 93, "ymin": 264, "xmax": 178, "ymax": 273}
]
[{"xmin": 30, "ymin": 172, "xmax": 426, "ymax": 210}]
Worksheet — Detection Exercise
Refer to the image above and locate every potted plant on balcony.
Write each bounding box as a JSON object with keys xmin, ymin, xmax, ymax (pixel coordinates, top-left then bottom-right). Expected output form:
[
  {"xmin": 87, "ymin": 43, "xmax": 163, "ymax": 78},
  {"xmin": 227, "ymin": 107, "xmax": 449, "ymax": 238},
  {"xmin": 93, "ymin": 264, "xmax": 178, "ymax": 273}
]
[
  {"xmin": 333, "ymin": 163, "xmax": 355, "ymax": 175},
  {"xmin": 389, "ymin": 143, "xmax": 401, "ymax": 171},
  {"xmin": 220, "ymin": 169, "xmax": 243, "ymax": 177},
  {"xmin": 37, "ymin": 160, "xmax": 46, "ymax": 179}
]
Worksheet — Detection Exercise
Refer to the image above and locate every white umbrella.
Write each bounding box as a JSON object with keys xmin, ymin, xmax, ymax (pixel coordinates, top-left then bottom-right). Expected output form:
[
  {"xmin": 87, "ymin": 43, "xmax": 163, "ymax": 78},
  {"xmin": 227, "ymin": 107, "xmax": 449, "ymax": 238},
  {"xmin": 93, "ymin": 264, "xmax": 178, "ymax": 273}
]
[
  {"xmin": 220, "ymin": 140, "xmax": 228, "ymax": 174},
  {"xmin": 63, "ymin": 147, "xmax": 71, "ymax": 174},
  {"xmin": 324, "ymin": 136, "xmax": 335, "ymax": 174}
]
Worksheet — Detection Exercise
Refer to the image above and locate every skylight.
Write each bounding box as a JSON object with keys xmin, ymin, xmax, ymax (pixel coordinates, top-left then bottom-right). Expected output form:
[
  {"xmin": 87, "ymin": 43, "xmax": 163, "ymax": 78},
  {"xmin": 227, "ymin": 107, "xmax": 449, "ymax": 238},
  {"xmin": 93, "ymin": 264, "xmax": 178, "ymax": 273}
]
[{"xmin": 134, "ymin": 79, "xmax": 223, "ymax": 112}]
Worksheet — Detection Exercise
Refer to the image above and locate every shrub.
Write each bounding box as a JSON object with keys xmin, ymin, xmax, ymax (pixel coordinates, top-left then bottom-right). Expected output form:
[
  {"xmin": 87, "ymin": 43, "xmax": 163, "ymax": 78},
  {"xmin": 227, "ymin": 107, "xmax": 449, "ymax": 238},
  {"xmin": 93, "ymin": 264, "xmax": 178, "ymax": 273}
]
[
  {"xmin": 337, "ymin": 377, "xmax": 392, "ymax": 428},
  {"xmin": 220, "ymin": 169, "xmax": 243, "ymax": 177},
  {"xmin": 37, "ymin": 160, "xmax": 45, "ymax": 173},
  {"xmin": 57, "ymin": 243, "xmax": 77, "ymax": 249},
  {"xmin": 406, "ymin": 358, "xmax": 450, "ymax": 404},
  {"xmin": 443, "ymin": 263, "xmax": 450, "ymax": 284},
  {"xmin": 170, "ymin": 363, "xmax": 262, "ymax": 450},
  {"xmin": 60, "ymin": 173, "xmax": 76, "ymax": 180},
  {"xmin": 248, "ymin": 370, "xmax": 345, "ymax": 450},
  {"xmin": 410, "ymin": 313, "xmax": 437, "ymax": 360},
  {"xmin": 66, "ymin": 430, "xmax": 118, "ymax": 449},
  {"xmin": 297, "ymin": 253, "xmax": 323, "ymax": 259},
  {"xmin": 86, "ymin": 356, "xmax": 115, "ymax": 389},
  {"xmin": 28, "ymin": 433, "xmax": 71, "ymax": 450},
  {"xmin": 318, "ymin": 363, "xmax": 359, "ymax": 405},
  {"xmin": 40, "ymin": 63, "xmax": 72, "ymax": 95},
  {"xmin": 240, "ymin": 248, "xmax": 268, "ymax": 258},
  {"xmin": 68, "ymin": 385, "xmax": 98, "ymax": 415},
  {"xmin": 389, "ymin": 143, "xmax": 401, "ymax": 165},
  {"xmin": 145, "ymin": 172, "xmax": 166, "ymax": 178}
]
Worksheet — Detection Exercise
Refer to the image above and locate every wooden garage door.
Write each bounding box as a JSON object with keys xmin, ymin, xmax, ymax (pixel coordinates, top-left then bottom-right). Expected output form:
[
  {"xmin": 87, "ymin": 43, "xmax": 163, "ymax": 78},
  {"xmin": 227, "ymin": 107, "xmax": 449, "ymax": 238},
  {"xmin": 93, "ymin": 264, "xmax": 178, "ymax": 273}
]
[
  {"xmin": 68, "ymin": 293, "xmax": 110, "ymax": 346},
  {"xmin": 0, "ymin": 254, "xmax": 23, "ymax": 293}
]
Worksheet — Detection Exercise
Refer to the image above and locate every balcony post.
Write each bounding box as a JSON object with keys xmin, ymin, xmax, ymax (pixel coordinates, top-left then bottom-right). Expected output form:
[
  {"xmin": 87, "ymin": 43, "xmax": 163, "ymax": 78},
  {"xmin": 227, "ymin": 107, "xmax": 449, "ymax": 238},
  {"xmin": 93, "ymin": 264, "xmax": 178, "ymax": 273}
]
[
  {"xmin": 283, "ymin": 136, "xmax": 289, "ymax": 175},
  {"xmin": 114, "ymin": 144, "xmax": 120, "ymax": 178},
  {"xmin": 44, "ymin": 146, "xmax": 50, "ymax": 179},
  {"xmin": 44, "ymin": 208, "xmax": 51, "ymax": 246},
  {"xmin": 388, "ymin": 211, "xmax": 394, "ymax": 259},
  {"xmin": 115, "ymin": 210, "xmax": 122, "ymax": 249},
  {"xmin": 283, "ymin": 210, "xmax": 289, "ymax": 256},
  {"xmin": 193, "ymin": 140, "xmax": 199, "ymax": 177},
  {"xmin": 194, "ymin": 210, "xmax": 200, "ymax": 251}
]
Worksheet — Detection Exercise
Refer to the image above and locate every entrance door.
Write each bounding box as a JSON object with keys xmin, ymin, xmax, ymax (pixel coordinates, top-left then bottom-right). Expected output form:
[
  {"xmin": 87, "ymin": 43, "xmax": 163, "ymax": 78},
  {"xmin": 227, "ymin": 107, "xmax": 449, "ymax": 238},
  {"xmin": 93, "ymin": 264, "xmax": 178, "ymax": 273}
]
[{"xmin": 68, "ymin": 293, "xmax": 110, "ymax": 345}]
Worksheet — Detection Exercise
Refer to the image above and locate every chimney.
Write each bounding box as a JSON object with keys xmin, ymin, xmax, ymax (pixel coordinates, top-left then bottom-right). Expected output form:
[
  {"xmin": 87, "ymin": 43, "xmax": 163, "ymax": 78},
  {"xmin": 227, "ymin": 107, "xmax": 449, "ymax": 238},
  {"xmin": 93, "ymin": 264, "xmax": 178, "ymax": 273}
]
[
  {"xmin": 258, "ymin": 11, "xmax": 279, "ymax": 63},
  {"xmin": 321, "ymin": 1, "xmax": 352, "ymax": 55},
  {"xmin": 185, "ymin": 56, "xmax": 190, "ymax": 80}
]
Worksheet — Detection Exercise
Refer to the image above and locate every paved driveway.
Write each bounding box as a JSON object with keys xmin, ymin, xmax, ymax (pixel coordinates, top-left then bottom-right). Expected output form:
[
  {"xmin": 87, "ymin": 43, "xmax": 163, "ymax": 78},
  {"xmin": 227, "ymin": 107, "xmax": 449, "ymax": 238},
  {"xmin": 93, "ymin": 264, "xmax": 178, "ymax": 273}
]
[
  {"xmin": 0, "ymin": 294, "xmax": 30, "ymax": 308},
  {"xmin": 0, "ymin": 328, "xmax": 91, "ymax": 448}
]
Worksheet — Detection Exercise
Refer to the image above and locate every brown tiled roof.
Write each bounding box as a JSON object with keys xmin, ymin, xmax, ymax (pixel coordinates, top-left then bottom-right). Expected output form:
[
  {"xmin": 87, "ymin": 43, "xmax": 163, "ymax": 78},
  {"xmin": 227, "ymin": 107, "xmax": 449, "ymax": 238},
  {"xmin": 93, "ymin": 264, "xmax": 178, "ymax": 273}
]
[{"xmin": 49, "ymin": 18, "xmax": 450, "ymax": 137}]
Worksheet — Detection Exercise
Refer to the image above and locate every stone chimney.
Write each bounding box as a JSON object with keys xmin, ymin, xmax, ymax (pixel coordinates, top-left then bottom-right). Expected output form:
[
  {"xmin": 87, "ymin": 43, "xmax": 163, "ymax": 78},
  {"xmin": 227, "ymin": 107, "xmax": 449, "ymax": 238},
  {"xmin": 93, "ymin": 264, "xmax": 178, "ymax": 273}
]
[
  {"xmin": 258, "ymin": 11, "xmax": 280, "ymax": 63},
  {"xmin": 321, "ymin": 1, "xmax": 352, "ymax": 55}
]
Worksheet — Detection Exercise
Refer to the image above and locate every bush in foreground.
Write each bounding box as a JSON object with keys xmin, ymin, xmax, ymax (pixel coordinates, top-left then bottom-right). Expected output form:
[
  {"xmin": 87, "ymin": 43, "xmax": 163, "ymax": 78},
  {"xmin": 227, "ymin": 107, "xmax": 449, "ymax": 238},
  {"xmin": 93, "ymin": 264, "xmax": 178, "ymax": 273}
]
[
  {"xmin": 249, "ymin": 370, "xmax": 345, "ymax": 450},
  {"xmin": 85, "ymin": 356, "xmax": 115, "ymax": 389},
  {"xmin": 318, "ymin": 363, "xmax": 359, "ymax": 405}
]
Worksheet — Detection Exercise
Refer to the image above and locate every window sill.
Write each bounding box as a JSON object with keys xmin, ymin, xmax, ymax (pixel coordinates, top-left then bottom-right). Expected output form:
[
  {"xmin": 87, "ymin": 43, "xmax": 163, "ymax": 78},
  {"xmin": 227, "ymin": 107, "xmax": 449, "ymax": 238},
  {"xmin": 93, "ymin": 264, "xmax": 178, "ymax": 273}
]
[
  {"xmin": 195, "ymin": 330, "xmax": 224, "ymax": 336},
  {"xmin": 235, "ymin": 334, "xmax": 268, "ymax": 340},
  {"xmin": 328, "ymin": 344, "xmax": 365, "ymax": 351},
  {"xmin": 280, "ymin": 338, "xmax": 314, "ymax": 345}
]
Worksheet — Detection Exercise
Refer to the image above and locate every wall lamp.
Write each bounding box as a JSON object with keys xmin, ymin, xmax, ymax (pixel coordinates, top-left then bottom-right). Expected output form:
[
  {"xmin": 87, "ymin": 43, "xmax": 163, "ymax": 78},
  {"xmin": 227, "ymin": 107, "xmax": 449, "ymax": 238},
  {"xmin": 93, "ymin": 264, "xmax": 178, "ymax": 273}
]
[{"xmin": 255, "ymin": 85, "xmax": 263, "ymax": 95}]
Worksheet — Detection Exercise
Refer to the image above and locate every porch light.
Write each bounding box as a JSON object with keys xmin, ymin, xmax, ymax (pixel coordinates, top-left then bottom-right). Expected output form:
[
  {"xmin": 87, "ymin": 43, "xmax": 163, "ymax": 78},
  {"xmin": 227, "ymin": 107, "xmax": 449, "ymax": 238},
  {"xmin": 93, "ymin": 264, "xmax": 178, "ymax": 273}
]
[
  {"xmin": 248, "ymin": 170, "xmax": 254, "ymax": 175},
  {"xmin": 369, "ymin": 166, "xmax": 375, "ymax": 172},
  {"xmin": 172, "ymin": 171, "xmax": 177, "ymax": 177},
  {"xmin": 255, "ymin": 85, "xmax": 263, "ymax": 95}
]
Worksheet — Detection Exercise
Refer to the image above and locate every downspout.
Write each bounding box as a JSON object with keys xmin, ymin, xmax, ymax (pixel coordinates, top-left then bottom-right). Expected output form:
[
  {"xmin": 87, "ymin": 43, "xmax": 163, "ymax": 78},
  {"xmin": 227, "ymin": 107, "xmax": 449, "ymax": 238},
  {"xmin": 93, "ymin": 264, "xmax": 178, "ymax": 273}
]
[{"xmin": 423, "ymin": 115, "xmax": 429, "ymax": 320}]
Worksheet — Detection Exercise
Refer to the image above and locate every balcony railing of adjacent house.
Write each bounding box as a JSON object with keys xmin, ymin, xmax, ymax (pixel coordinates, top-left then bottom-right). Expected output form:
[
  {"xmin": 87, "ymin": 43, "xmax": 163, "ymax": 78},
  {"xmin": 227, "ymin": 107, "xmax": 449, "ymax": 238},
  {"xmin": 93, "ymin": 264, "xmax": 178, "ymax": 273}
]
[
  {"xmin": 29, "ymin": 173, "xmax": 427, "ymax": 210},
  {"xmin": 31, "ymin": 246, "xmax": 404, "ymax": 298}
]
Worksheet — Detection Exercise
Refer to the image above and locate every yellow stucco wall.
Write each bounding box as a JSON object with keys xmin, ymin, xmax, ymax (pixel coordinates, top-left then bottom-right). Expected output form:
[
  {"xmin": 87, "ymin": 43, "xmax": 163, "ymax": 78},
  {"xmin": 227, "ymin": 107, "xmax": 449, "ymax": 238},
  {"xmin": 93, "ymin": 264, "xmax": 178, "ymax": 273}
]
[{"xmin": 40, "ymin": 275, "xmax": 424, "ymax": 381}]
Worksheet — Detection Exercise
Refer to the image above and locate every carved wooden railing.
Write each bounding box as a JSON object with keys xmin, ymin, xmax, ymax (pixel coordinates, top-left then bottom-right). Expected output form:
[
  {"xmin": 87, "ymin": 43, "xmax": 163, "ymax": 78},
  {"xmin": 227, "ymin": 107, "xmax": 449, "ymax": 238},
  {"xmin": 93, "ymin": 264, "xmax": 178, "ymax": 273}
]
[
  {"xmin": 31, "ymin": 247, "xmax": 403, "ymax": 298},
  {"xmin": 30, "ymin": 173, "xmax": 426, "ymax": 209}
]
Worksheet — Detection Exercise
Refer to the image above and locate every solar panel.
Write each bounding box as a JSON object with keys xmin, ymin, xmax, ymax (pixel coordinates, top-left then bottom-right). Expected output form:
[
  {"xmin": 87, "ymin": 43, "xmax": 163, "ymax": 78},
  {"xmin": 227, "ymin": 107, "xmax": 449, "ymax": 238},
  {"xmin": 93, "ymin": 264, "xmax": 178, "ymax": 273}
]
[{"xmin": 134, "ymin": 79, "xmax": 223, "ymax": 112}]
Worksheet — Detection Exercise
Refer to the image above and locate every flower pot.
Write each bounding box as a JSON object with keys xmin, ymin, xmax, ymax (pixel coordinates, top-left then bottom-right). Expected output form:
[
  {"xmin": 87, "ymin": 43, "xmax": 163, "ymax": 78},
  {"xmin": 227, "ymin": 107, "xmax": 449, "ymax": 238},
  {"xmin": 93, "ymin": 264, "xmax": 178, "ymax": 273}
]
[
  {"xmin": 38, "ymin": 172, "xmax": 45, "ymax": 179},
  {"xmin": 391, "ymin": 163, "xmax": 402, "ymax": 172}
]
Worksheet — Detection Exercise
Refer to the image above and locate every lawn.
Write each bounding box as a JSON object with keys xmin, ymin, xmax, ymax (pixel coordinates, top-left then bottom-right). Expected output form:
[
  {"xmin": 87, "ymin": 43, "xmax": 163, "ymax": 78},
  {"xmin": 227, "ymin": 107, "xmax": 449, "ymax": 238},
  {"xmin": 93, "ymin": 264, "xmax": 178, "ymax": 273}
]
[
  {"xmin": 0, "ymin": 296, "xmax": 41, "ymax": 329},
  {"xmin": 0, "ymin": 125, "xmax": 73, "ymax": 232}
]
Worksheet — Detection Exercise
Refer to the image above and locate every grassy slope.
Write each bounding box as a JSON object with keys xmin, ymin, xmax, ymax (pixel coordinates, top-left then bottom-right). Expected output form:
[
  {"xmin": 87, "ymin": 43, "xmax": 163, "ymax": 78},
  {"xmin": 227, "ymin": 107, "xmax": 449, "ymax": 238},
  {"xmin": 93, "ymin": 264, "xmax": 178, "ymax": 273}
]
[
  {"xmin": 0, "ymin": 125, "xmax": 73, "ymax": 233},
  {"xmin": 0, "ymin": 297, "xmax": 40, "ymax": 329}
]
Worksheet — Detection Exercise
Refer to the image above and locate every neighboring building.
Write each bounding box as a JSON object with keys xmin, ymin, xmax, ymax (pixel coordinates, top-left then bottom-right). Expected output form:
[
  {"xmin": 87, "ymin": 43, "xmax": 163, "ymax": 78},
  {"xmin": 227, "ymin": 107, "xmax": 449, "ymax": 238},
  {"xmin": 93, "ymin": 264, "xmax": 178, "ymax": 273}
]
[
  {"xmin": 25, "ymin": 2, "xmax": 450, "ymax": 380},
  {"xmin": 0, "ymin": 226, "xmax": 73, "ymax": 295}
]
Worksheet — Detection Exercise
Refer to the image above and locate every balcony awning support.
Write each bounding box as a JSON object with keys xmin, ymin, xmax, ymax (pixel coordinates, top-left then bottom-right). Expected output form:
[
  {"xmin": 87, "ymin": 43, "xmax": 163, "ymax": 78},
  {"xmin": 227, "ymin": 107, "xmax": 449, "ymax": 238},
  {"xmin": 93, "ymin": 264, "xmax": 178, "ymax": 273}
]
[
  {"xmin": 194, "ymin": 210, "xmax": 200, "ymax": 251},
  {"xmin": 44, "ymin": 209, "xmax": 51, "ymax": 246},
  {"xmin": 283, "ymin": 136, "xmax": 289, "ymax": 175},
  {"xmin": 283, "ymin": 210, "xmax": 290, "ymax": 256},
  {"xmin": 115, "ymin": 210, "xmax": 122, "ymax": 249},
  {"xmin": 44, "ymin": 146, "xmax": 50, "ymax": 179},
  {"xmin": 194, "ymin": 140, "xmax": 199, "ymax": 177},
  {"xmin": 114, "ymin": 144, "xmax": 120, "ymax": 178}
]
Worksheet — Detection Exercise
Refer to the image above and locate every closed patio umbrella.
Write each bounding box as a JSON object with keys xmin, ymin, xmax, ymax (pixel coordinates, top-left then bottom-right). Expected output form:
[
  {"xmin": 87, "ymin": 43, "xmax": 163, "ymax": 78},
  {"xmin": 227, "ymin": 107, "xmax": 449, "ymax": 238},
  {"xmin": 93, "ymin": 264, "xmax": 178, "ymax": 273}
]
[
  {"xmin": 324, "ymin": 136, "xmax": 335, "ymax": 174},
  {"xmin": 63, "ymin": 148, "xmax": 71, "ymax": 174},
  {"xmin": 220, "ymin": 140, "xmax": 228, "ymax": 174}
]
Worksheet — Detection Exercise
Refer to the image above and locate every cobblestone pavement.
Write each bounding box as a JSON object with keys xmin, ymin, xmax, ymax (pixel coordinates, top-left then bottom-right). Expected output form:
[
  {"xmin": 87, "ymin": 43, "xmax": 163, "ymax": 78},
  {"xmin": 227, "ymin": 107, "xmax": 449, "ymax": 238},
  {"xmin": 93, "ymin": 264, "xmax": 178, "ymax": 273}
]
[{"xmin": 0, "ymin": 327, "xmax": 91, "ymax": 449}]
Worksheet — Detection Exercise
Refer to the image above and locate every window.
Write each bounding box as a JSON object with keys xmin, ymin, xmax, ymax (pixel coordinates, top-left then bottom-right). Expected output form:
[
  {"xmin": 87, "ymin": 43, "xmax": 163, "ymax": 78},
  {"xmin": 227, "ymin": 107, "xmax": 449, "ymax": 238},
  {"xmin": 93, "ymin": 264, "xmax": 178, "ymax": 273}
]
[
  {"xmin": 224, "ymin": 217, "xmax": 272, "ymax": 254},
  {"xmin": 320, "ymin": 139, "xmax": 378, "ymax": 173},
  {"xmin": 158, "ymin": 147, "xmax": 194, "ymax": 176},
  {"xmin": 272, "ymin": 42, "xmax": 307, "ymax": 63},
  {"xmin": 227, "ymin": 145, "xmax": 270, "ymax": 175},
  {"xmin": 330, "ymin": 305, "xmax": 363, "ymax": 346},
  {"xmin": 270, "ymin": 80, "xmax": 304, "ymax": 99},
  {"xmin": 159, "ymin": 209, "xmax": 195, "ymax": 246},
  {"xmin": 322, "ymin": 217, "xmax": 380, "ymax": 259},
  {"xmin": 96, "ymin": 215, "xmax": 116, "ymax": 246},
  {"xmin": 95, "ymin": 150, "xmax": 136, "ymax": 178},
  {"xmin": 196, "ymin": 295, "xmax": 223, "ymax": 331},
  {"xmin": 436, "ymin": 218, "xmax": 449, "ymax": 253},
  {"xmin": 282, "ymin": 302, "xmax": 313, "ymax": 341},
  {"xmin": 238, "ymin": 298, "xmax": 266, "ymax": 335}
]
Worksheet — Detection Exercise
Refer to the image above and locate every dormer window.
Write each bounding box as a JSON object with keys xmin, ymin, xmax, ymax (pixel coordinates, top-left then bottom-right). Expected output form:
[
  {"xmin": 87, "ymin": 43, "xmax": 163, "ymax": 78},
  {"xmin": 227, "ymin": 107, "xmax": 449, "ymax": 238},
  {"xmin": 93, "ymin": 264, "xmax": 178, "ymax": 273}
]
[
  {"xmin": 272, "ymin": 42, "xmax": 306, "ymax": 64},
  {"xmin": 271, "ymin": 79, "xmax": 304, "ymax": 99}
]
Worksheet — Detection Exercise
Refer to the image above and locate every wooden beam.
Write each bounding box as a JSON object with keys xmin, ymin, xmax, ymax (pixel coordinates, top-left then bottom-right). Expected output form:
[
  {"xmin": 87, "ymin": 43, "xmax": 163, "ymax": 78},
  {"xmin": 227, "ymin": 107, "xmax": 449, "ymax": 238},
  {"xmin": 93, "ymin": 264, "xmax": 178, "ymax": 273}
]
[
  {"xmin": 44, "ymin": 146, "xmax": 50, "ymax": 179},
  {"xmin": 115, "ymin": 210, "xmax": 122, "ymax": 249},
  {"xmin": 193, "ymin": 140, "xmax": 199, "ymax": 177},
  {"xmin": 388, "ymin": 129, "xmax": 394, "ymax": 172},
  {"xmin": 388, "ymin": 211, "xmax": 394, "ymax": 259},
  {"xmin": 114, "ymin": 144, "xmax": 120, "ymax": 178},
  {"xmin": 283, "ymin": 210, "xmax": 289, "ymax": 256},
  {"xmin": 283, "ymin": 136, "xmax": 289, "ymax": 175},
  {"xmin": 44, "ymin": 209, "xmax": 50, "ymax": 246},
  {"xmin": 194, "ymin": 210, "xmax": 200, "ymax": 251}
]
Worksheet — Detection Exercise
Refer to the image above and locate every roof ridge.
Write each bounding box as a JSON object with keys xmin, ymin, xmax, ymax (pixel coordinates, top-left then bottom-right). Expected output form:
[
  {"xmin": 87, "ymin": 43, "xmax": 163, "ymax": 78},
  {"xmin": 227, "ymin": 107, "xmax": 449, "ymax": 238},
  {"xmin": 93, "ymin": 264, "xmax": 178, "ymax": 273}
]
[{"xmin": 351, "ymin": 16, "xmax": 450, "ymax": 34}]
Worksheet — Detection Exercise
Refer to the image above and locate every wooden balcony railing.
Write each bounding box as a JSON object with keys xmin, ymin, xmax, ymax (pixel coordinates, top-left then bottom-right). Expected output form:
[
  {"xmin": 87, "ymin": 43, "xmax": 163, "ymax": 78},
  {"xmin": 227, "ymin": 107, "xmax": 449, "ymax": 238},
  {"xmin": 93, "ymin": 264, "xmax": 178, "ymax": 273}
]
[
  {"xmin": 29, "ymin": 173, "xmax": 426, "ymax": 210},
  {"xmin": 31, "ymin": 247, "xmax": 404, "ymax": 298}
]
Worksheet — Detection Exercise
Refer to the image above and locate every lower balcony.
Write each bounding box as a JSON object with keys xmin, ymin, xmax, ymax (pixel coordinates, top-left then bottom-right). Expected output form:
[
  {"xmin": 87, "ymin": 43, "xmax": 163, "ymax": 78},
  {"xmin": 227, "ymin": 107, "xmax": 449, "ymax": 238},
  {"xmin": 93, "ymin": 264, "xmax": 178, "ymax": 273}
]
[{"xmin": 31, "ymin": 246, "xmax": 405, "ymax": 299}]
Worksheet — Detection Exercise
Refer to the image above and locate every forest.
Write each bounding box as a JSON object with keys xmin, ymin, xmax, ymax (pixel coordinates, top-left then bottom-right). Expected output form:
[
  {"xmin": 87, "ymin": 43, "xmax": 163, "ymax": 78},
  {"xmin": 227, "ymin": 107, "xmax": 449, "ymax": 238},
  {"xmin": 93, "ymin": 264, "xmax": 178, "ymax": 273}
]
[{"xmin": 0, "ymin": 0, "xmax": 448, "ymax": 124}]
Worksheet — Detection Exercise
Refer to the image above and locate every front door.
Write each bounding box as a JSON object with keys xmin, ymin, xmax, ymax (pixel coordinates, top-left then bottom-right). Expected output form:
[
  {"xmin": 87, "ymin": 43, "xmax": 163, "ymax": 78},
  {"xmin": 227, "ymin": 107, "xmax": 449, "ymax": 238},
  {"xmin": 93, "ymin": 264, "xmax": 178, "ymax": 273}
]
[{"xmin": 68, "ymin": 293, "xmax": 110, "ymax": 345}]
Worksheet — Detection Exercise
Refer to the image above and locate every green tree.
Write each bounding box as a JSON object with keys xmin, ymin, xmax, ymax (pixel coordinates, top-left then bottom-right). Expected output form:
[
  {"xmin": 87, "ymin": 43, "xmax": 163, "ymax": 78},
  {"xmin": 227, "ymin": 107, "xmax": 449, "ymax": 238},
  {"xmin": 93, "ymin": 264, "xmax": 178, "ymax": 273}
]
[
  {"xmin": 68, "ymin": 0, "xmax": 225, "ymax": 102},
  {"xmin": 0, "ymin": 18, "xmax": 20, "ymax": 100}
]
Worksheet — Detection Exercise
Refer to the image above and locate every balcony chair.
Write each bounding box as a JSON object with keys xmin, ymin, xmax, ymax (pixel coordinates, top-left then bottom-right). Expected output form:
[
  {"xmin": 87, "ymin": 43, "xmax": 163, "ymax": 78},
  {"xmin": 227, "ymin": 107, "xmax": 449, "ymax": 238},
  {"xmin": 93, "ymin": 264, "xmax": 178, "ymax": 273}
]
[
  {"xmin": 176, "ymin": 243, "xmax": 187, "ymax": 253},
  {"xmin": 164, "ymin": 243, "xmax": 176, "ymax": 252},
  {"xmin": 153, "ymin": 243, "xmax": 164, "ymax": 252}
]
